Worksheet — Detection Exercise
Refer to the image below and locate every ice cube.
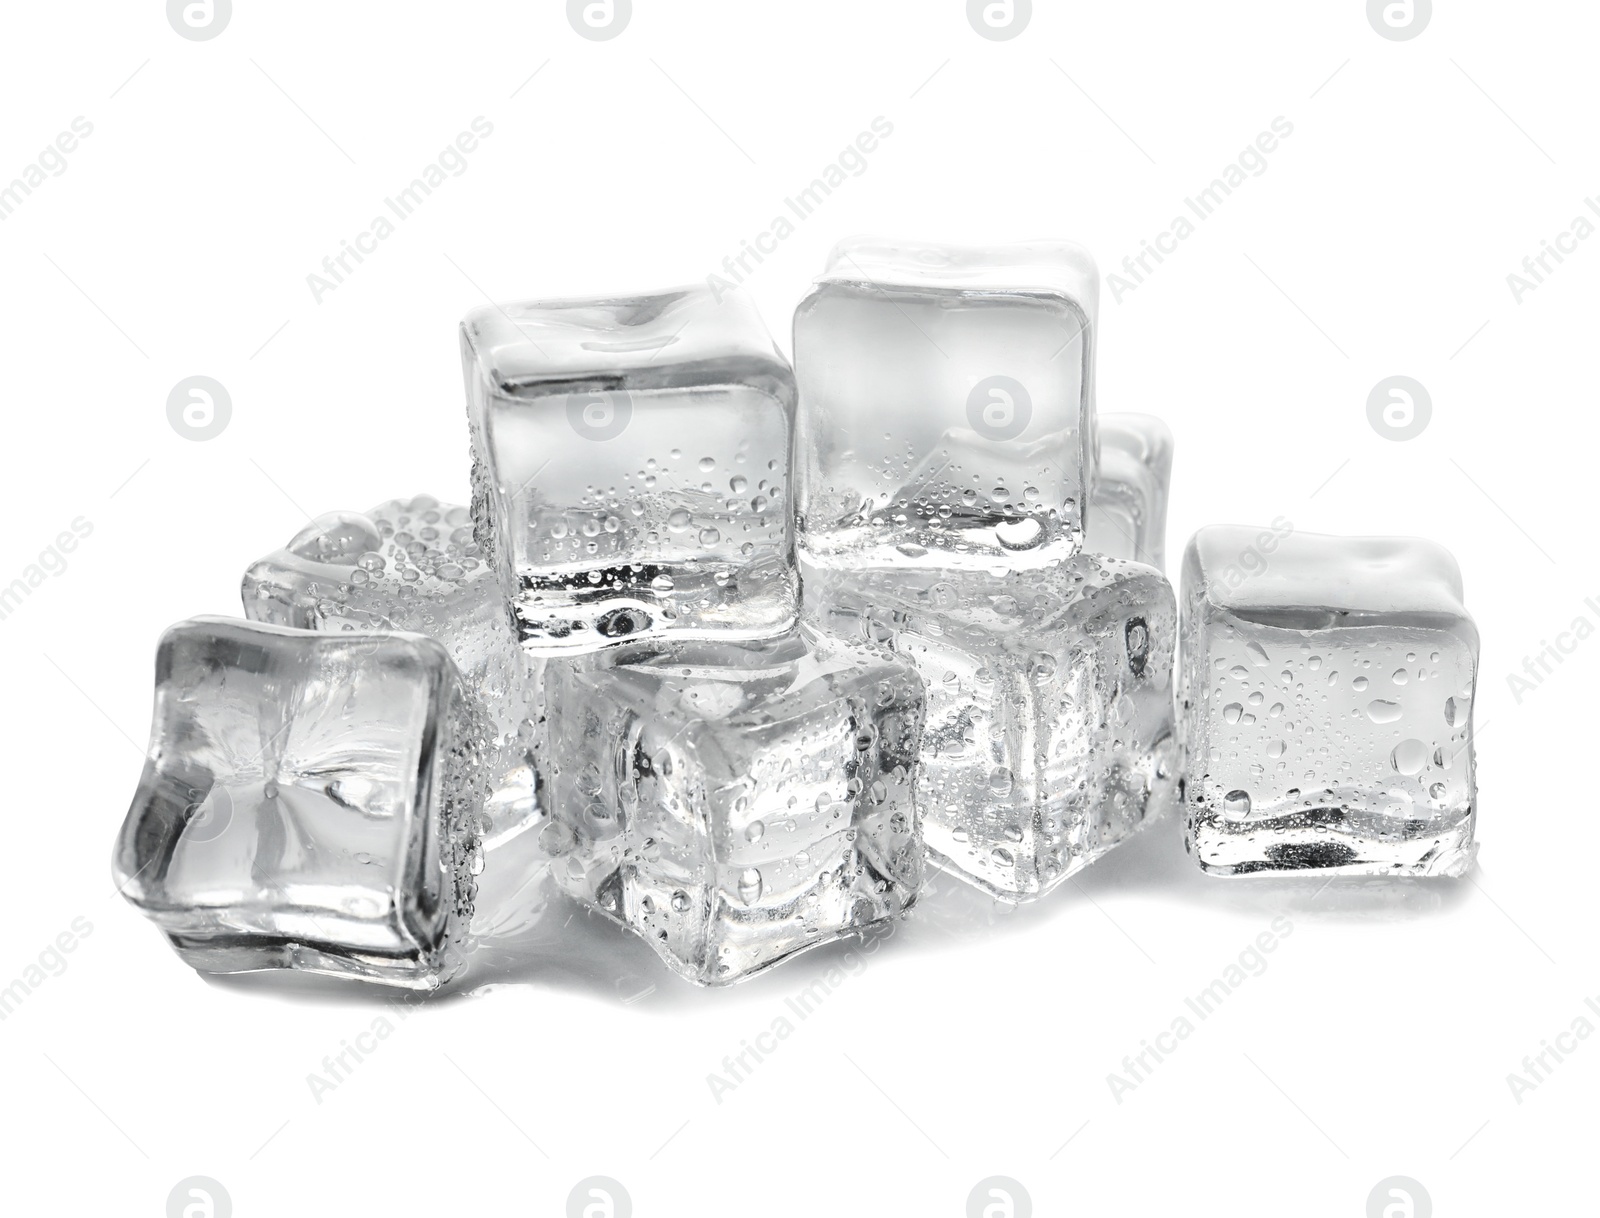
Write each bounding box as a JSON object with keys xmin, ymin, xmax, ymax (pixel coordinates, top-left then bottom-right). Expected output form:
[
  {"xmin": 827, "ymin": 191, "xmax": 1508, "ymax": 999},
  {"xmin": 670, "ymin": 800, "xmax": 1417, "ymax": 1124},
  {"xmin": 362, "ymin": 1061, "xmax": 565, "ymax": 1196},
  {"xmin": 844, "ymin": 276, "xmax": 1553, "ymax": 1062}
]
[
  {"xmin": 1087, "ymin": 413, "xmax": 1172, "ymax": 571},
  {"xmin": 241, "ymin": 495, "xmax": 539, "ymax": 849},
  {"xmin": 793, "ymin": 237, "xmax": 1098, "ymax": 575},
  {"xmin": 112, "ymin": 618, "xmax": 490, "ymax": 989},
  {"xmin": 804, "ymin": 553, "xmax": 1177, "ymax": 900},
  {"xmin": 461, "ymin": 286, "xmax": 798, "ymax": 654},
  {"xmin": 1180, "ymin": 526, "xmax": 1478, "ymax": 876},
  {"xmin": 542, "ymin": 627, "xmax": 924, "ymax": 984}
]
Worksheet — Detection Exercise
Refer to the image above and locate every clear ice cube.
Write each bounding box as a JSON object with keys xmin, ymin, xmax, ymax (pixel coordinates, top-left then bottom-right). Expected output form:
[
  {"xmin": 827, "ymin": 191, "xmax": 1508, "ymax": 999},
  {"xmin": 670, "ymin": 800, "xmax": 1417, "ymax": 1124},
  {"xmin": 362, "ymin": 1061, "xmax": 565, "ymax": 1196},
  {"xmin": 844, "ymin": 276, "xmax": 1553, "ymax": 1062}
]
[
  {"xmin": 804, "ymin": 553, "xmax": 1177, "ymax": 900},
  {"xmin": 1180, "ymin": 527, "xmax": 1478, "ymax": 876},
  {"xmin": 793, "ymin": 237, "xmax": 1098, "ymax": 575},
  {"xmin": 241, "ymin": 495, "xmax": 539, "ymax": 849},
  {"xmin": 112, "ymin": 618, "xmax": 489, "ymax": 989},
  {"xmin": 542, "ymin": 628, "xmax": 924, "ymax": 984},
  {"xmin": 461, "ymin": 286, "xmax": 798, "ymax": 654},
  {"xmin": 1087, "ymin": 413, "xmax": 1172, "ymax": 572}
]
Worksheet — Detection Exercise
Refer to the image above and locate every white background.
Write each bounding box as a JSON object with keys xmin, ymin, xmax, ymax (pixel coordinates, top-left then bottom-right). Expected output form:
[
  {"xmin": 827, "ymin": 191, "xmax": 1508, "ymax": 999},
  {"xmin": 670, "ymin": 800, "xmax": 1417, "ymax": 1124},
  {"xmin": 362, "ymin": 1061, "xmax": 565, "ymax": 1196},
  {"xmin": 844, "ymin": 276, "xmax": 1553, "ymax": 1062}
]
[{"xmin": 1, "ymin": 2, "xmax": 1594, "ymax": 1214}]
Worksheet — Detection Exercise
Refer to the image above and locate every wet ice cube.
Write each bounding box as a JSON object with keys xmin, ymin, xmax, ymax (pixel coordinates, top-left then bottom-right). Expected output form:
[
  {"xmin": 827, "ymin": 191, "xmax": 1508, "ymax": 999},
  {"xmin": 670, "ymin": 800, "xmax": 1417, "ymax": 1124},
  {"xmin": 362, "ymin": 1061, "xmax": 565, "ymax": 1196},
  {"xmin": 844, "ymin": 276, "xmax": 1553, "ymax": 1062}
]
[
  {"xmin": 1087, "ymin": 413, "xmax": 1172, "ymax": 572},
  {"xmin": 241, "ymin": 494, "xmax": 539, "ymax": 848},
  {"xmin": 804, "ymin": 554, "xmax": 1177, "ymax": 901},
  {"xmin": 794, "ymin": 237, "xmax": 1098, "ymax": 575},
  {"xmin": 113, "ymin": 618, "xmax": 489, "ymax": 989},
  {"xmin": 461, "ymin": 285, "xmax": 798, "ymax": 655},
  {"xmin": 1180, "ymin": 527, "xmax": 1478, "ymax": 876},
  {"xmin": 543, "ymin": 628, "xmax": 924, "ymax": 985}
]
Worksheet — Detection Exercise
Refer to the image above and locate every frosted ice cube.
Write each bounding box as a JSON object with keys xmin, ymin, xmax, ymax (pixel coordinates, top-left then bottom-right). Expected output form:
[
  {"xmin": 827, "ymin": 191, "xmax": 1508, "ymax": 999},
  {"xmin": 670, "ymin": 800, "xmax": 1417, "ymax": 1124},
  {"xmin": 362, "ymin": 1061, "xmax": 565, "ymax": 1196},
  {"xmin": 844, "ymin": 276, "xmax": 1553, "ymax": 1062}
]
[
  {"xmin": 461, "ymin": 286, "xmax": 798, "ymax": 654},
  {"xmin": 794, "ymin": 237, "xmax": 1098, "ymax": 575},
  {"xmin": 112, "ymin": 618, "xmax": 489, "ymax": 989},
  {"xmin": 804, "ymin": 554, "xmax": 1177, "ymax": 900},
  {"xmin": 1087, "ymin": 413, "xmax": 1172, "ymax": 571},
  {"xmin": 1180, "ymin": 527, "xmax": 1478, "ymax": 876},
  {"xmin": 241, "ymin": 495, "xmax": 539, "ymax": 849},
  {"xmin": 542, "ymin": 628, "xmax": 924, "ymax": 984}
]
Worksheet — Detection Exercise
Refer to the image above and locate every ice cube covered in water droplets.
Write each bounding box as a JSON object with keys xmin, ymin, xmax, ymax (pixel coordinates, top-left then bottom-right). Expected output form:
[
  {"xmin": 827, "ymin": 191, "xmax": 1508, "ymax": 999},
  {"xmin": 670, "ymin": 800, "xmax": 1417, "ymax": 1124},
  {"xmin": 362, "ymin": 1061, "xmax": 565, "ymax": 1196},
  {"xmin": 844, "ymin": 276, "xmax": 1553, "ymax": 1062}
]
[
  {"xmin": 793, "ymin": 237, "xmax": 1099, "ymax": 577},
  {"xmin": 1180, "ymin": 527, "xmax": 1479, "ymax": 877},
  {"xmin": 461, "ymin": 285, "xmax": 798, "ymax": 655},
  {"xmin": 542, "ymin": 627, "xmax": 924, "ymax": 984},
  {"xmin": 804, "ymin": 551, "xmax": 1178, "ymax": 901}
]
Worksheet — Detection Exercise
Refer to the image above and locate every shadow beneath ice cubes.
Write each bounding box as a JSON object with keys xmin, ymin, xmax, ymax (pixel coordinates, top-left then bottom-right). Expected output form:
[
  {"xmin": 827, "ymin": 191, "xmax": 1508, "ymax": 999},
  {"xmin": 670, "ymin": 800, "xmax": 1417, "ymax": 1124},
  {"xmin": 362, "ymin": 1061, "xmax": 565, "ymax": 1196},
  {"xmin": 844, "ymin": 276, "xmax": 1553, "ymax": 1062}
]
[
  {"xmin": 889, "ymin": 811, "xmax": 1474, "ymax": 954},
  {"xmin": 206, "ymin": 811, "xmax": 1473, "ymax": 1009}
]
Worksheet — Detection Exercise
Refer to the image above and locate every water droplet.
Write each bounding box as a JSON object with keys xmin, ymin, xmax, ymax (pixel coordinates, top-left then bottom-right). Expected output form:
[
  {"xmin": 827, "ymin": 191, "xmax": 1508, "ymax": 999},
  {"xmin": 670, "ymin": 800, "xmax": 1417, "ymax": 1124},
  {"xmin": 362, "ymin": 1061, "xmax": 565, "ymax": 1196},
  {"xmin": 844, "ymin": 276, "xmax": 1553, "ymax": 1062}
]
[
  {"xmin": 1391, "ymin": 739, "xmax": 1428, "ymax": 776},
  {"xmin": 670, "ymin": 890, "xmax": 691, "ymax": 913},
  {"xmin": 1392, "ymin": 668, "xmax": 1409, "ymax": 685},
  {"xmin": 1223, "ymin": 790, "xmax": 1252, "ymax": 818},
  {"xmin": 1030, "ymin": 652, "xmax": 1058, "ymax": 682},
  {"xmin": 1444, "ymin": 696, "xmax": 1459, "ymax": 727},
  {"xmin": 1125, "ymin": 618, "xmax": 1151, "ymax": 675},
  {"xmin": 1245, "ymin": 640, "xmax": 1270, "ymax": 667},
  {"xmin": 996, "ymin": 518, "xmax": 1043, "ymax": 550},
  {"xmin": 988, "ymin": 767, "xmax": 1014, "ymax": 796},
  {"xmin": 1429, "ymin": 782, "xmax": 1447, "ymax": 800},
  {"xmin": 699, "ymin": 526, "xmax": 721, "ymax": 546},
  {"xmin": 1352, "ymin": 676, "xmax": 1370, "ymax": 692},
  {"xmin": 667, "ymin": 509, "xmax": 692, "ymax": 531},
  {"xmin": 1223, "ymin": 703, "xmax": 1244, "ymax": 724},
  {"xmin": 745, "ymin": 819, "xmax": 765, "ymax": 842},
  {"xmin": 1266, "ymin": 739, "xmax": 1286, "ymax": 759},
  {"xmin": 1366, "ymin": 699, "xmax": 1403, "ymax": 724},
  {"xmin": 737, "ymin": 868, "xmax": 762, "ymax": 904},
  {"xmin": 538, "ymin": 821, "xmax": 576, "ymax": 855}
]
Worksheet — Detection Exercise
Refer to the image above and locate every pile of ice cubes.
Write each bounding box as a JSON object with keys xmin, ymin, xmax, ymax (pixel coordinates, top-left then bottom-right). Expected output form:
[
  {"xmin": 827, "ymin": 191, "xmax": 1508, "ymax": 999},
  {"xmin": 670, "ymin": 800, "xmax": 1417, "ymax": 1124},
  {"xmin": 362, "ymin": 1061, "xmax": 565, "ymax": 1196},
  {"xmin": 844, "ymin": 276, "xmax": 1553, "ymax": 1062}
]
[{"xmin": 113, "ymin": 237, "xmax": 1479, "ymax": 992}]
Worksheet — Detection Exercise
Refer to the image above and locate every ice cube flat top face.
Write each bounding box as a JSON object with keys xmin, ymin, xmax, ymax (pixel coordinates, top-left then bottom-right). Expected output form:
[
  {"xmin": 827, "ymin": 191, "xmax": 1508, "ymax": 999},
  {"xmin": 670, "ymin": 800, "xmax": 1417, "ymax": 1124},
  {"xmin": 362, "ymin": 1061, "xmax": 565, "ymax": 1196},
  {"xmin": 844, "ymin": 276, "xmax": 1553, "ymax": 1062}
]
[
  {"xmin": 1182, "ymin": 528, "xmax": 1478, "ymax": 877},
  {"xmin": 802, "ymin": 555, "xmax": 1177, "ymax": 900},
  {"xmin": 242, "ymin": 496, "xmax": 490, "ymax": 637},
  {"xmin": 819, "ymin": 236, "xmax": 1099, "ymax": 307},
  {"xmin": 1088, "ymin": 413, "xmax": 1173, "ymax": 571},
  {"xmin": 1187, "ymin": 526, "xmax": 1467, "ymax": 620},
  {"xmin": 545, "ymin": 629, "xmax": 923, "ymax": 983},
  {"xmin": 795, "ymin": 239, "xmax": 1098, "ymax": 572},
  {"xmin": 463, "ymin": 287, "xmax": 798, "ymax": 654},
  {"xmin": 462, "ymin": 286, "xmax": 792, "ymax": 397},
  {"xmin": 114, "ymin": 618, "xmax": 465, "ymax": 982}
]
